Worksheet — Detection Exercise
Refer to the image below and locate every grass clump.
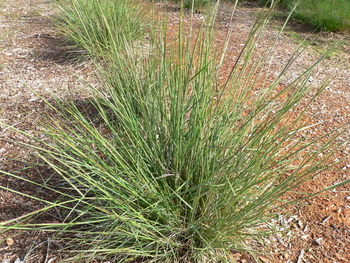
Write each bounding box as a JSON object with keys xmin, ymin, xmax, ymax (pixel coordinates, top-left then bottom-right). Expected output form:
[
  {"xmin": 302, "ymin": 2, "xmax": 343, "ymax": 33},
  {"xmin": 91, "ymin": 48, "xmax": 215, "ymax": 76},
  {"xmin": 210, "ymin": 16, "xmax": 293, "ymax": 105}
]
[
  {"xmin": 53, "ymin": 0, "xmax": 146, "ymax": 57},
  {"xmin": 1, "ymin": 0, "xmax": 348, "ymax": 262}
]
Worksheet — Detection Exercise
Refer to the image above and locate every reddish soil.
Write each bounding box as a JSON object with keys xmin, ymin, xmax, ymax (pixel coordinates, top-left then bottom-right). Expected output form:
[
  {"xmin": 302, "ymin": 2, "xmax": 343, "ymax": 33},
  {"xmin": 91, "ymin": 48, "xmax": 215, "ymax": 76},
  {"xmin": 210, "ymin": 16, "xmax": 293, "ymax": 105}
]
[{"xmin": 0, "ymin": 0, "xmax": 349, "ymax": 262}]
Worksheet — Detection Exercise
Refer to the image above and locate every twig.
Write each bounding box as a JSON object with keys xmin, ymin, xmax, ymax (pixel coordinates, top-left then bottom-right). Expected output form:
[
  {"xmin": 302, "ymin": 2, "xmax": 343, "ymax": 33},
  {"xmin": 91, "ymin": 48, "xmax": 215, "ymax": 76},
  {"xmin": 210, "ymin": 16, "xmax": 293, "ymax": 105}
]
[
  {"xmin": 44, "ymin": 238, "xmax": 51, "ymax": 263},
  {"xmin": 321, "ymin": 215, "xmax": 331, "ymax": 225},
  {"xmin": 296, "ymin": 249, "xmax": 305, "ymax": 263},
  {"xmin": 155, "ymin": 173, "xmax": 175, "ymax": 179}
]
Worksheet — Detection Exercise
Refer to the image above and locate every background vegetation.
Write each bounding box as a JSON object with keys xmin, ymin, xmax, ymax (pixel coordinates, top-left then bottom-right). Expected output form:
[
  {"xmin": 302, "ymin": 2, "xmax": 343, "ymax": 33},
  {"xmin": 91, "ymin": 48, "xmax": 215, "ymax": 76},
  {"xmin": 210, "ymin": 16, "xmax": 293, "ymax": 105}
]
[
  {"xmin": 251, "ymin": 0, "xmax": 350, "ymax": 31},
  {"xmin": 172, "ymin": 0, "xmax": 350, "ymax": 32},
  {"xmin": 293, "ymin": 0, "xmax": 350, "ymax": 32}
]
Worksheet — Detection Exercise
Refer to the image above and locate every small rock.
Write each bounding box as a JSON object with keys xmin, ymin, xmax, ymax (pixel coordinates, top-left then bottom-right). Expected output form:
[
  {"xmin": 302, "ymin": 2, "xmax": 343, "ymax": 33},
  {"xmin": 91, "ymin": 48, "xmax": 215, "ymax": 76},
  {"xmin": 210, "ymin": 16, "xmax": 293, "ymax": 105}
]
[
  {"xmin": 0, "ymin": 148, "xmax": 6, "ymax": 154},
  {"xmin": 341, "ymin": 164, "xmax": 350, "ymax": 170},
  {"xmin": 28, "ymin": 97, "xmax": 39, "ymax": 102},
  {"xmin": 3, "ymin": 51, "xmax": 13, "ymax": 56},
  {"xmin": 307, "ymin": 76, "xmax": 314, "ymax": 83},
  {"xmin": 5, "ymin": 237, "xmax": 14, "ymax": 246},
  {"xmin": 312, "ymin": 237, "xmax": 323, "ymax": 246}
]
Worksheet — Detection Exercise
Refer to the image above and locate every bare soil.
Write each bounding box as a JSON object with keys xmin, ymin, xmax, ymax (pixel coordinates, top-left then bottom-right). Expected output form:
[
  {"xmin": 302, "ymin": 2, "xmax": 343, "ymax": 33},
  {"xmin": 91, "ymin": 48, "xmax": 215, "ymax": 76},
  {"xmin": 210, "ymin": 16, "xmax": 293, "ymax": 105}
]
[{"xmin": 0, "ymin": 0, "xmax": 349, "ymax": 262}]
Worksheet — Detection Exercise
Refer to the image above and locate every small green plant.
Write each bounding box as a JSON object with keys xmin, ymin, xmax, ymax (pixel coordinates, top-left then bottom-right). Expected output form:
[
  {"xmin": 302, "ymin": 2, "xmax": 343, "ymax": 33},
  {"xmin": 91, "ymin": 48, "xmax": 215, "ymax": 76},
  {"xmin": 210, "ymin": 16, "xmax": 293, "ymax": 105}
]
[{"xmin": 1, "ymin": 0, "xmax": 348, "ymax": 262}]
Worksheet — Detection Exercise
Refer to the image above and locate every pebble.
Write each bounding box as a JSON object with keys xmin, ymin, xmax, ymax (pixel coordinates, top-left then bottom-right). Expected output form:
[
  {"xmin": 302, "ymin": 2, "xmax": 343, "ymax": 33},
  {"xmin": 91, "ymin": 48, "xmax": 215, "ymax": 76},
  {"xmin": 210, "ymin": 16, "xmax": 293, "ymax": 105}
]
[
  {"xmin": 312, "ymin": 237, "xmax": 323, "ymax": 246},
  {"xmin": 5, "ymin": 238, "xmax": 14, "ymax": 246},
  {"xmin": 341, "ymin": 164, "xmax": 350, "ymax": 170},
  {"xmin": 28, "ymin": 97, "xmax": 39, "ymax": 102},
  {"xmin": 0, "ymin": 148, "xmax": 7, "ymax": 154}
]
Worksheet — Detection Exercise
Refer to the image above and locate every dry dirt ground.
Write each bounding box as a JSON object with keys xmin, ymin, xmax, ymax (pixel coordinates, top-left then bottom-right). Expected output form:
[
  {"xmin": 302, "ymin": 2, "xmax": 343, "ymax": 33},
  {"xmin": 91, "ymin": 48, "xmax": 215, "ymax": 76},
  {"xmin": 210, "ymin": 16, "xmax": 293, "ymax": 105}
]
[{"xmin": 0, "ymin": 0, "xmax": 349, "ymax": 262}]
